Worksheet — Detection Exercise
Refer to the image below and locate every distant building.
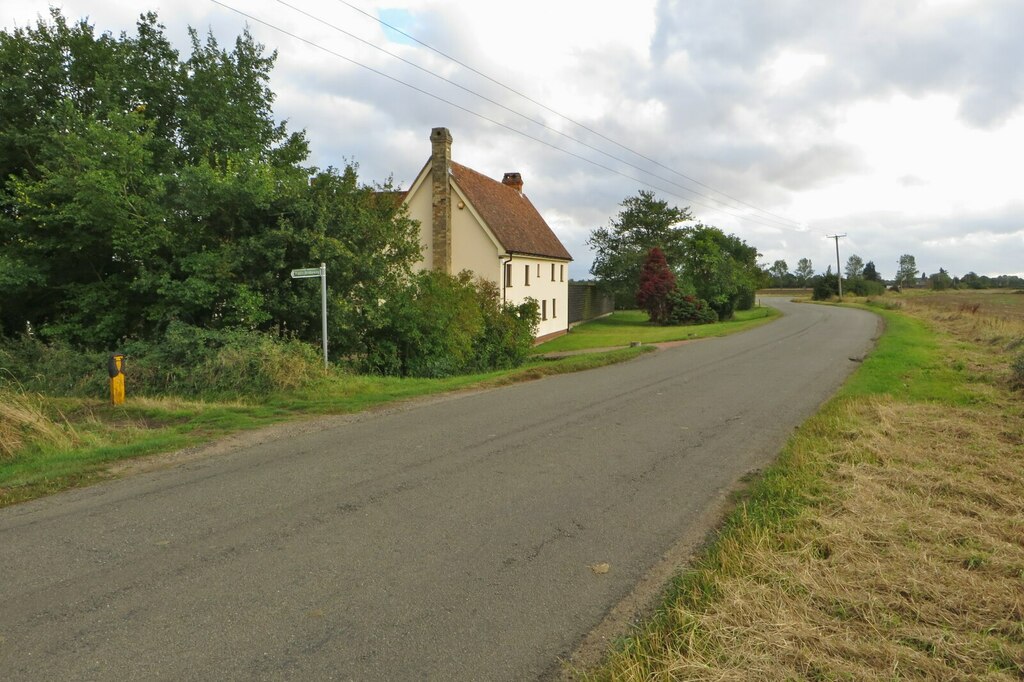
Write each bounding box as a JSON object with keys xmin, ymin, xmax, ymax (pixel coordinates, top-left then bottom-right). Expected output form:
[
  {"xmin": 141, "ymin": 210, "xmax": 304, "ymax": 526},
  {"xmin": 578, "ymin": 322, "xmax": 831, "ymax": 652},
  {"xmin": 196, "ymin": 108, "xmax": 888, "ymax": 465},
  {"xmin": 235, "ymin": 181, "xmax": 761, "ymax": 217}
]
[{"xmin": 404, "ymin": 128, "xmax": 572, "ymax": 341}]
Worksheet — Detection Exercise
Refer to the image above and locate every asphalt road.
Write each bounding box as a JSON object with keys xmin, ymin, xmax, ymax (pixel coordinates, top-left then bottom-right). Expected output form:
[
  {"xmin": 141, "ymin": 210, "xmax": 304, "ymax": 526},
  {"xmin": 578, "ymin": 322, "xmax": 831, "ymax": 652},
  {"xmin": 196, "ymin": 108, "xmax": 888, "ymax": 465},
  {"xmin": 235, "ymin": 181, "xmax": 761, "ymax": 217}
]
[{"xmin": 0, "ymin": 299, "xmax": 879, "ymax": 680}]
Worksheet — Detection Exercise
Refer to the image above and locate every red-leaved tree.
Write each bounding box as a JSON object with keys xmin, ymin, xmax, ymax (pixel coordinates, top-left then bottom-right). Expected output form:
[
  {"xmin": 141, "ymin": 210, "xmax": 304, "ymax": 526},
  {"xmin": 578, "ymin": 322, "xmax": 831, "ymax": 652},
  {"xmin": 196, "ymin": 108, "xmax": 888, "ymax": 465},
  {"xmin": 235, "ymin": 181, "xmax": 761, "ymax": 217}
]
[{"xmin": 636, "ymin": 247, "xmax": 676, "ymax": 324}]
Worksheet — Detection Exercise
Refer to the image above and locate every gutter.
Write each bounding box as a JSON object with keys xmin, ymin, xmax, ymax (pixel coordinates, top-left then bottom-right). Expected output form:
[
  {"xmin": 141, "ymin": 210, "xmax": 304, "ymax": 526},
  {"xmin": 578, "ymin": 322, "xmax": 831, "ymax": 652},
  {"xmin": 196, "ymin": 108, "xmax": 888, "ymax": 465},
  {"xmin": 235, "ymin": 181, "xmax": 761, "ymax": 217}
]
[{"xmin": 499, "ymin": 253, "xmax": 513, "ymax": 304}]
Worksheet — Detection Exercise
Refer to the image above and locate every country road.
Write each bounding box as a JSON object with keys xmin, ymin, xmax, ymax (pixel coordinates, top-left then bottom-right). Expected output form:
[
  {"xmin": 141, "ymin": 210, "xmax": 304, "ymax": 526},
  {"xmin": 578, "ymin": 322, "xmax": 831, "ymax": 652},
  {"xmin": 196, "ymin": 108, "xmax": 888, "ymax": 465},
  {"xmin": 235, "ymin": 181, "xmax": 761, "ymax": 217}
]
[{"xmin": 0, "ymin": 299, "xmax": 879, "ymax": 680}]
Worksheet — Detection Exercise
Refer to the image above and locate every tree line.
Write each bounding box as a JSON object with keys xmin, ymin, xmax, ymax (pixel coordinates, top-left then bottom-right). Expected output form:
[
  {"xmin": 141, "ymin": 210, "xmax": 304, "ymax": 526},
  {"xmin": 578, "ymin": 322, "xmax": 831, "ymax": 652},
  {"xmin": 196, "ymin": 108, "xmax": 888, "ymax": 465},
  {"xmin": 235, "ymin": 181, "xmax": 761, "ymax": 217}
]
[
  {"xmin": 767, "ymin": 253, "xmax": 1023, "ymax": 295},
  {"xmin": 0, "ymin": 11, "xmax": 535, "ymax": 382}
]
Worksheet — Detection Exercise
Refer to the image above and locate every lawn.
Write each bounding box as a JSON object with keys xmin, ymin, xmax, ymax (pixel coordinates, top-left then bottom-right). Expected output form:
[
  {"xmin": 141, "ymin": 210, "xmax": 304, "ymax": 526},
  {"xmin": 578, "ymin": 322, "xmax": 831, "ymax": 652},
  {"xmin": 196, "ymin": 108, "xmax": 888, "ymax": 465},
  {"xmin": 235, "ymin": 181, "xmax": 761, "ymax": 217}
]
[{"xmin": 533, "ymin": 306, "xmax": 780, "ymax": 353}]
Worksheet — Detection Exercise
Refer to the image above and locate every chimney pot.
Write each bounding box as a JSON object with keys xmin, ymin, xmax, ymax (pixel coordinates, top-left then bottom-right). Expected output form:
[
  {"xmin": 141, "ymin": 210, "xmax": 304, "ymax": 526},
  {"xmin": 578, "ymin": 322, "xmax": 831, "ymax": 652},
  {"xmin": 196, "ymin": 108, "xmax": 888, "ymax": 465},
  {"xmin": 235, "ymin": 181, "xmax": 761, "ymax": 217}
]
[{"xmin": 502, "ymin": 172, "xmax": 523, "ymax": 193}]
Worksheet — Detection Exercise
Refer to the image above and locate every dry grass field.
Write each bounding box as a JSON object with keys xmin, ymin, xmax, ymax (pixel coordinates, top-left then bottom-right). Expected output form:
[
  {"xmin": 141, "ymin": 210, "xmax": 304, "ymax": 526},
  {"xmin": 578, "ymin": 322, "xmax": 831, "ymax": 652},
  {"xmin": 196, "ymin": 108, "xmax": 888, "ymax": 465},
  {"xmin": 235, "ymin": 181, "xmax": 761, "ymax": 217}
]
[{"xmin": 580, "ymin": 289, "xmax": 1024, "ymax": 680}]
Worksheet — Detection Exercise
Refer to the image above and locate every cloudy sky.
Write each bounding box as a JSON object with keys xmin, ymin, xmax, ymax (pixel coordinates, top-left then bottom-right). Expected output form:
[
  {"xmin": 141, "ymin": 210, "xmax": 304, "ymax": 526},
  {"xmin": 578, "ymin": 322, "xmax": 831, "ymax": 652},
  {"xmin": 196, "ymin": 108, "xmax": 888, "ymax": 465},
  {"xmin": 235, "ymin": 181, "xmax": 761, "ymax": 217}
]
[{"xmin": 5, "ymin": 0, "xmax": 1023, "ymax": 279}]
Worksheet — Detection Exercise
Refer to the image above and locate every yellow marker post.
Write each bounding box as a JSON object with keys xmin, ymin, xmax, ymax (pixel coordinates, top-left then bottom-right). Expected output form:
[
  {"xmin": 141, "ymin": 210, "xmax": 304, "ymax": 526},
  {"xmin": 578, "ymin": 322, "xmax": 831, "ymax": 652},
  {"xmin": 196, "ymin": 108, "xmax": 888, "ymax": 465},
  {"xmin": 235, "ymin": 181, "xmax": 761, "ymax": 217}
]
[{"xmin": 108, "ymin": 353, "xmax": 126, "ymax": 405}]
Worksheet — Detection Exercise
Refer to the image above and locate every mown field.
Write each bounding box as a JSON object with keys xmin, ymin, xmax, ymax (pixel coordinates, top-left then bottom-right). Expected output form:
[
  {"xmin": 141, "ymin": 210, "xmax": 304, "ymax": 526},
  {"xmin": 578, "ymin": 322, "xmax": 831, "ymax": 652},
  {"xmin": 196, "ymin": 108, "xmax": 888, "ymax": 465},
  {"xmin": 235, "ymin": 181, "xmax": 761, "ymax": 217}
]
[{"xmin": 576, "ymin": 289, "xmax": 1024, "ymax": 680}]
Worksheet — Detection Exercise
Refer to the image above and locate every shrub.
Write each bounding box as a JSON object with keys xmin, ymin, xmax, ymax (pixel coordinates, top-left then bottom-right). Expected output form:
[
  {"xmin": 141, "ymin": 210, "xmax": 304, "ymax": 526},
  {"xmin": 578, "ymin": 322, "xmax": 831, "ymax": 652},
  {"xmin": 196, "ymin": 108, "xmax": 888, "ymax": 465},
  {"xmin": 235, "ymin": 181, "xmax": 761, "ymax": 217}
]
[
  {"xmin": 0, "ymin": 336, "xmax": 107, "ymax": 396},
  {"xmin": 665, "ymin": 290, "xmax": 717, "ymax": 326},
  {"xmin": 473, "ymin": 280, "xmax": 538, "ymax": 371},
  {"xmin": 0, "ymin": 324, "xmax": 326, "ymax": 399},
  {"xmin": 812, "ymin": 272, "xmax": 840, "ymax": 300},
  {"xmin": 359, "ymin": 271, "xmax": 538, "ymax": 378},
  {"xmin": 735, "ymin": 287, "xmax": 756, "ymax": 311},
  {"xmin": 846, "ymin": 278, "xmax": 887, "ymax": 296}
]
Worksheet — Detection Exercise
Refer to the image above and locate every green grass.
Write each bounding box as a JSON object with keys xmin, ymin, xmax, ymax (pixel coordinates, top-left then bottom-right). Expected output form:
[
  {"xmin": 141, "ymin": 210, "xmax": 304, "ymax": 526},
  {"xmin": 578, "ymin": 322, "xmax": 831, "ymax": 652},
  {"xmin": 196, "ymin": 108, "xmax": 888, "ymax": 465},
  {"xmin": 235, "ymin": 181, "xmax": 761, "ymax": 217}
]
[
  {"xmin": 843, "ymin": 305, "xmax": 977, "ymax": 405},
  {"xmin": 0, "ymin": 346, "xmax": 651, "ymax": 507},
  {"xmin": 533, "ymin": 307, "xmax": 779, "ymax": 353}
]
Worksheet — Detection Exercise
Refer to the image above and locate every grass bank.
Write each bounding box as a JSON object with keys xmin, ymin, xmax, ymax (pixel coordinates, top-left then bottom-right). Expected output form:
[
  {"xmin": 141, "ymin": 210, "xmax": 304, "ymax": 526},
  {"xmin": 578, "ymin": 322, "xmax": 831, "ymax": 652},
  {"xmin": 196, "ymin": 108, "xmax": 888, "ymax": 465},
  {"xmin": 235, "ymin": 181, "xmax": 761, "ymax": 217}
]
[
  {"xmin": 0, "ymin": 347, "xmax": 650, "ymax": 508},
  {"xmin": 578, "ymin": 291, "xmax": 1024, "ymax": 680},
  {"xmin": 534, "ymin": 306, "xmax": 779, "ymax": 354}
]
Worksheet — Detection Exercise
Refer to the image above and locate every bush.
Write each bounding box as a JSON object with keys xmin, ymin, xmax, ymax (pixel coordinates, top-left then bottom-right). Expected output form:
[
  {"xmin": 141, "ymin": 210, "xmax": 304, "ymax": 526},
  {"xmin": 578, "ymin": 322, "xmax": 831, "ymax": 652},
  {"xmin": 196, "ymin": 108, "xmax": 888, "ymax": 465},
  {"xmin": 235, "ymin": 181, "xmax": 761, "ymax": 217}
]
[
  {"xmin": 473, "ymin": 280, "xmax": 538, "ymax": 371},
  {"xmin": 0, "ymin": 324, "xmax": 326, "ymax": 398},
  {"xmin": 812, "ymin": 272, "xmax": 840, "ymax": 301},
  {"xmin": 121, "ymin": 323, "xmax": 325, "ymax": 397},
  {"xmin": 0, "ymin": 335, "xmax": 108, "ymax": 396},
  {"xmin": 664, "ymin": 290, "xmax": 718, "ymax": 326},
  {"xmin": 360, "ymin": 271, "xmax": 538, "ymax": 378},
  {"xmin": 735, "ymin": 288, "xmax": 756, "ymax": 311},
  {"xmin": 846, "ymin": 278, "xmax": 887, "ymax": 296}
]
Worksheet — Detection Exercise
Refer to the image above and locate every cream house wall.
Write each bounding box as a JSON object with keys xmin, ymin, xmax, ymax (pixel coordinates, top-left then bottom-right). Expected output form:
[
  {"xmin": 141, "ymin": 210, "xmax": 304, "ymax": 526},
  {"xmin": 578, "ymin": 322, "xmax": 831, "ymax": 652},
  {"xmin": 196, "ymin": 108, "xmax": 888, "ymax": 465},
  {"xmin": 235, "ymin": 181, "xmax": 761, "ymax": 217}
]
[
  {"xmin": 505, "ymin": 255, "xmax": 569, "ymax": 339},
  {"xmin": 451, "ymin": 186, "xmax": 502, "ymax": 284},
  {"xmin": 404, "ymin": 164, "xmax": 569, "ymax": 340},
  {"xmin": 406, "ymin": 174, "xmax": 433, "ymax": 272}
]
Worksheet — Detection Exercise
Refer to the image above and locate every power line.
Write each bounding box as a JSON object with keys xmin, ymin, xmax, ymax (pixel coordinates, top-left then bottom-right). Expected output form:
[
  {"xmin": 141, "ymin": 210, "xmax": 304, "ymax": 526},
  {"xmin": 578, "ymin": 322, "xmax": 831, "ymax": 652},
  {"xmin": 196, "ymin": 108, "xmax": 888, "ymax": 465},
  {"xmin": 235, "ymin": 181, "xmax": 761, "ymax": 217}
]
[
  {"xmin": 332, "ymin": 0, "xmax": 806, "ymax": 230},
  {"xmin": 272, "ymin": 0, "xmax": 802, "ymax": 231},
  {"xmin": 209, "ymin": 0, "xmax": 811, "ymax": 233}
]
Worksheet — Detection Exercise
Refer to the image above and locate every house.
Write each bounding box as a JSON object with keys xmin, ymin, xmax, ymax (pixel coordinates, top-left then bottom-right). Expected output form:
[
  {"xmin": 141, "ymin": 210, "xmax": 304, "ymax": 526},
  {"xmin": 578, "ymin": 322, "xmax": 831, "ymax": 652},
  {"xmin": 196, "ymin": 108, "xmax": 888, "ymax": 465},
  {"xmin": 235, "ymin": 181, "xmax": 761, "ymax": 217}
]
[{"xmin": 404, "ymin": 128, "xmax": 572, "ymax": 341}]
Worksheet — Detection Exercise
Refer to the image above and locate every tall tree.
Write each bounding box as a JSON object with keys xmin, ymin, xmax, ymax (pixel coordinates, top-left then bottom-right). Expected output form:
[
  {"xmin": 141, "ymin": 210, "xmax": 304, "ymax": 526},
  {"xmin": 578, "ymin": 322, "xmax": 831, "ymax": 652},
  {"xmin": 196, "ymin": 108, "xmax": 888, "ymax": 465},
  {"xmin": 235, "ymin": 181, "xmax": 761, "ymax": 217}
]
[
  {"xmin": 676, "ymin": 224, "xmax": 761, "ymax": 320},
  {"xmin": 636, "ymin": 247, "xmax": 676, "ymax": 324},
  {"xmin": 768, "ymin": 259, "xmax": 790, "ymax": 286},
  {"xmin": 845, "ymin": 254, "xmax": 865, "ymax": 280},
  {"xmin": 863, "ymin": 261, "xmax": 880, "ymax": 281},
  {"xmin": 587, "ymin": 190, "xmax": 693, "ymax": 302},
  {"xmin": 795, "ymin": 258, "xmax": 814, "ymax": 286},
  {"xmin": 896, "ymin": 254, "xmax": 918, "ymax": 290}
]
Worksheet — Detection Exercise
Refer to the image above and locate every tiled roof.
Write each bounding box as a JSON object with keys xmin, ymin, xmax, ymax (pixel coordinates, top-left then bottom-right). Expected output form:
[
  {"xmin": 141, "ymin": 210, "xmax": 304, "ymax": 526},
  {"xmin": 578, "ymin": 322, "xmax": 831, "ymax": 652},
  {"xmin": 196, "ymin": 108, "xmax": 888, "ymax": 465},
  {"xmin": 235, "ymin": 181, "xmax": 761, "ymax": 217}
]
[{"xmin": 449, "ymin": 162, "xmax": 572, "ymax": 261}]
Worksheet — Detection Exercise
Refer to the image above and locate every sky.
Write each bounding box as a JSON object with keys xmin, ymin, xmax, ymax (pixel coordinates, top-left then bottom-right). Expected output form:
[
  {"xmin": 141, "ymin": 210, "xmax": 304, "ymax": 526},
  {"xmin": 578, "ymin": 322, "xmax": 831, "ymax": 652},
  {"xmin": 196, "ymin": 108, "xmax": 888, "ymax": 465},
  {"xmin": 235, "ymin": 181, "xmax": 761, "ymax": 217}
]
[{"xmin": 4, "ymin": 0, "xmax": 1023, "ymax": 280}]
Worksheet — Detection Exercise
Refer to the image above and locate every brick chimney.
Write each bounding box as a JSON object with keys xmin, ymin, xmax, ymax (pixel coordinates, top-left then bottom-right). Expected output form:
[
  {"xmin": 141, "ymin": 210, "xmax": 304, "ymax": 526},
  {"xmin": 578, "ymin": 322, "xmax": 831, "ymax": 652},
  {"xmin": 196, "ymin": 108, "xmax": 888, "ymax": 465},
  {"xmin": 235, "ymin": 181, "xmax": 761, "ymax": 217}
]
[
  {"xmin": 502, "ymin": 172, "xmax": 523, "ymax": 193},
  {"xmin": 430, "ymin": 127, "xmax": 453, "ymax": 273}
]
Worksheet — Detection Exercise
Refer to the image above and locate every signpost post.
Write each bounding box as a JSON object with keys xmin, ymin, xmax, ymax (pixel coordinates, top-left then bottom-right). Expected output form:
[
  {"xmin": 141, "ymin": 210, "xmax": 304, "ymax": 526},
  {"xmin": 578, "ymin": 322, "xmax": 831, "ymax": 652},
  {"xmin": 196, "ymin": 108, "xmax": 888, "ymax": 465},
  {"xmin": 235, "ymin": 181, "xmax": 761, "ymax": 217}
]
[{"xmin": 291, "ymin": 263, "xmax": 329, "ymax": 368}]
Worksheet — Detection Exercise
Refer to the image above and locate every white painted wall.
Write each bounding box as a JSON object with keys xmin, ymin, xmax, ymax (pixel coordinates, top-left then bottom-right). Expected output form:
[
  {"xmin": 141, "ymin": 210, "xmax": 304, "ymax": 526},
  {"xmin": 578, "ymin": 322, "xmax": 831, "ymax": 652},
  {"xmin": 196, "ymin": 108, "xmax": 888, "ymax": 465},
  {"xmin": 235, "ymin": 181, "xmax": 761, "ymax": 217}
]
[{"xmin": 505, "ymin": 256, "xmax": 569, "ymax": 339}]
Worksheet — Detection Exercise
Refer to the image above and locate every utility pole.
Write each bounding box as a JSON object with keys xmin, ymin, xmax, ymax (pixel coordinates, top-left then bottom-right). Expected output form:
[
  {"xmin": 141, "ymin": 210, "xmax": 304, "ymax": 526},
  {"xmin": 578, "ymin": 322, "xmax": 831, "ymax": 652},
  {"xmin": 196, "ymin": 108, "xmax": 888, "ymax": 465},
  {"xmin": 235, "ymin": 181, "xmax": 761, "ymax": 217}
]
[{"xmin": 827, "ymin": 234, "xmax": 846, "ymax": 300}]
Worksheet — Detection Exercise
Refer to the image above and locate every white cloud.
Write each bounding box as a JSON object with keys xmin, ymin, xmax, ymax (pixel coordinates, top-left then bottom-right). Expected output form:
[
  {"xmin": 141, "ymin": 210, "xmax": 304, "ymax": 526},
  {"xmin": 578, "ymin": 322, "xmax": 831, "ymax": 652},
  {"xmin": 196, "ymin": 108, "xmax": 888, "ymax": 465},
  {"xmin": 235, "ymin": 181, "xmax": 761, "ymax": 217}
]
[{"xmin": 3, "ymin": 0, "xmax": 1022, "ymax": 277}]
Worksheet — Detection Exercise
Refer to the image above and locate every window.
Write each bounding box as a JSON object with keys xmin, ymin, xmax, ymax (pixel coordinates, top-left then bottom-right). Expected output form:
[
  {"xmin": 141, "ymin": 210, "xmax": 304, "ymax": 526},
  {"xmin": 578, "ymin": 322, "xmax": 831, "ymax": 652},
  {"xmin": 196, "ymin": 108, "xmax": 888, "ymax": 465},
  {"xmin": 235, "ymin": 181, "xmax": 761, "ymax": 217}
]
[
  {"xmin": 552, "ymin": 298, "xmax": 557, "ymax": 318},
  {"xmin": 551, "ymin": 263, "xmax": 555, "ymax": 281},
  {"xmin": 524, "ymin": 264, "xmax": 530, "ymax": 286},
  {"xmin": 504, "ymin": 262, "xmax": 512, "ymax": 287},
  {"xmin": 541, "ymin": 299, "xmax": 547, "ymax": 320},
  {"xmin": 536, "ymin": 263, "xmax": 541, "ymax": 277},
  {"xmin": 560, "ymin": 264, "xmax": 565, "ymax": 282}
]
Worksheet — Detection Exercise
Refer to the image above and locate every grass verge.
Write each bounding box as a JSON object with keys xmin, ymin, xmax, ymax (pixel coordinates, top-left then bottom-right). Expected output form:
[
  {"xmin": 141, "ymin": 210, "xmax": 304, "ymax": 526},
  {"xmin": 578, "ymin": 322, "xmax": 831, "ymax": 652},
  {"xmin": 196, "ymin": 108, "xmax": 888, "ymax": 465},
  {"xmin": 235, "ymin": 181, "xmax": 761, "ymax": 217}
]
[
  {"xmin": 534, "ymin": 306, "xmax": 779, "ymax": 354},
  {"xmin": 0, "ymin": 346, "xmax": 652, "ymax": 508},
  {"xmin": 577, "ymin": 292, "xmax": 1024, "ymax": 680}
]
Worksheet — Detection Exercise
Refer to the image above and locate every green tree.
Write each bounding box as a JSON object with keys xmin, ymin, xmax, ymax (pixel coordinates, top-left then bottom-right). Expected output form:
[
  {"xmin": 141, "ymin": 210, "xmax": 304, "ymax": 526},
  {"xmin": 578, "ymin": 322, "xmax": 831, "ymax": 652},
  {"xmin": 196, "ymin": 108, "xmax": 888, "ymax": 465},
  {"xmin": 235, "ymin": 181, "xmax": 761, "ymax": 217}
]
[
  {"xmin": 929, "ymin": 268, "xmax": 953, "ymax": 291},
  {"xmin": 0, "ymin": 10, "xmax": 420, "ymax": 355},
  {"xmin": 768, "ymin": 259, "xmax": 790, "ymax": 286},
  {"xmin": 587, "ymin": 190, "xmax": 693, "ymax": 304},
  {"xmin": 795, "ymin": 258, "xmax": 814, "ymax": 286},
  {"xmin": 676, "ymin": 224, "xmax": 761, "ymax": 320},
  {"xmin": 845, "ymin": 254, "xmax": 865, "ymax": 280},
  {"xmin": 812, "ymin": 267, "xmax": 840, "ymax": 300},
  {"xmin": 863, "ymin": 261, "xmax": 880, "ymax": 281},
  {"xmin": 895, "ymin": 254, "xmax": 918, "ymax": 290}
]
